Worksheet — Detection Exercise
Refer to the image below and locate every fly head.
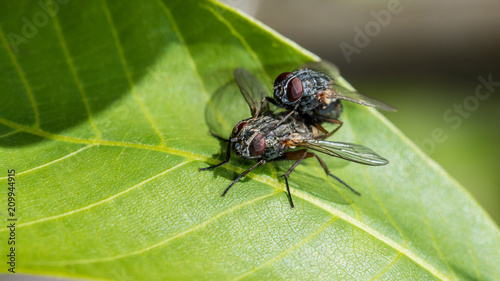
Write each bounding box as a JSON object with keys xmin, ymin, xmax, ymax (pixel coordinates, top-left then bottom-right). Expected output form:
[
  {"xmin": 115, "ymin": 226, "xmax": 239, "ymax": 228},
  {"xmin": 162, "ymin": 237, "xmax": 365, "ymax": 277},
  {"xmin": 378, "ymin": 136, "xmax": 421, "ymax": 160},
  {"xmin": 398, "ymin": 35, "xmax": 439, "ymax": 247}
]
[
  {"xmin": 231, "ymin": 119, "xmax": 266, "ymax": 160},
  {"xmin": 273, "ymin": 71, "xmax": 304, "ymax": 106}
]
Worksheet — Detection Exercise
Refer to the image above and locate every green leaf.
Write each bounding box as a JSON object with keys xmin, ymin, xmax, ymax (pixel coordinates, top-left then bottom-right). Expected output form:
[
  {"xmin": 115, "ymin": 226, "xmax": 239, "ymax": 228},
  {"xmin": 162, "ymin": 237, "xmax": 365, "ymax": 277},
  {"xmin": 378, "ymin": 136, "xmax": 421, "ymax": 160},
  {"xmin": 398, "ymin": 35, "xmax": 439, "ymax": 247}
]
[{"xmin": 0, "ymin": 0, "xmax": 499, "ymax": 280}]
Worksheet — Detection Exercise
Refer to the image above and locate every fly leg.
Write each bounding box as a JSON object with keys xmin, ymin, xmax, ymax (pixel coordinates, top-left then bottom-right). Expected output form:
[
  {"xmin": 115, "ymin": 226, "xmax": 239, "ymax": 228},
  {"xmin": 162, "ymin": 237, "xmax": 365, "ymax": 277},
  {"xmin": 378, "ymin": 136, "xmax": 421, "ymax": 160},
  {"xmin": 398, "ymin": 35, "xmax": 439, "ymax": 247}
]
[
  {"xmin": 275, "ymin": 109, "xmax": 296, "ymax": 127},
  {"xmin": 256, "ymin": 97, "xmax": 296, "ymax": 127},
  {"xmin": 254, "ymin": 97, "xmax": 278, "ymax": 118},
  {"xmin": 313, "ymin": 123, "xmax": 330, "ymax": 139},
  {"xmin": 221, "ymin": 159, "xmax": 266, "ymax": 196},
  {"xmin": 280, "ymin": 149, "xmax": 314, "ymax": 208},
  {"xmin": 256, "ymin": 97, "xmax": 297, "ymax": 127},
  {"xmin": 311, "ymin": 115, "xmax": 343, "ymax": 140},
  {"xmin": 199, "ymin": 137, "xmax": 232, "ymax": 171},
  {"xmin": 310, "ymin": 152, "xmax": 361, "ymax": 196}
]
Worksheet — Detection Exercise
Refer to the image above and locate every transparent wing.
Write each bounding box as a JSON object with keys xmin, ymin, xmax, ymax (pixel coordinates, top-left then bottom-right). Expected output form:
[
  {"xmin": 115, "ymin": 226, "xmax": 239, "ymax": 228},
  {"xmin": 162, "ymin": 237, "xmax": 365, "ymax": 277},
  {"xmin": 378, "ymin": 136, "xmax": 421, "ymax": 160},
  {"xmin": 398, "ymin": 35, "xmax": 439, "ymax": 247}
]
[
  {"xmin": 297, "ymin": 139, "xmax": 389, "ymax": 166},
  {"xmin": 325, "ymin": 85, "xmax": 397, "ymax": 111},
  {"xmin": 300, "ymin": 61, "xmax": 396, "ymax": 112},
  {"xmin": 234, "ymin": 68, "xmax": 269, "ymax": 116}
]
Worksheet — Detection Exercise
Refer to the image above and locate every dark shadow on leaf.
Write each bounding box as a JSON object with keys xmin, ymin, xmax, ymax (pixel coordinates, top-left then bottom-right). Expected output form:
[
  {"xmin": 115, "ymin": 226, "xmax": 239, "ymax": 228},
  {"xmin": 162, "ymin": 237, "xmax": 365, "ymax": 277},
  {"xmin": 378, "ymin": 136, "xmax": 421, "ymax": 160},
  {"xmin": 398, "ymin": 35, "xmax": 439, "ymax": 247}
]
[
  {"xmin": 0, "ymin": 1, "xmax": 183, "ymax": 147},
  {"xmin": 204, "ymin": 79, "xmax": 250, "ymax": 139},
  {"xmin": 0, "ymin": 131, "xmax": 44, "ymax": 147}
]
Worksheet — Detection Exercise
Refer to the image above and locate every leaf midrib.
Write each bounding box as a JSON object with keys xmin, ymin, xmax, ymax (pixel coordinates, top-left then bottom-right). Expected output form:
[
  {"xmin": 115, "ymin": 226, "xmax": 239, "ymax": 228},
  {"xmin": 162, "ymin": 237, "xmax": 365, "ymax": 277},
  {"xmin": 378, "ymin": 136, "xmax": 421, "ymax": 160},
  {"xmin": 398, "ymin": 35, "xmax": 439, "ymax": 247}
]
[{"xmin": 0, "ymin": 116, "xmax": 450, "ymax": 280}]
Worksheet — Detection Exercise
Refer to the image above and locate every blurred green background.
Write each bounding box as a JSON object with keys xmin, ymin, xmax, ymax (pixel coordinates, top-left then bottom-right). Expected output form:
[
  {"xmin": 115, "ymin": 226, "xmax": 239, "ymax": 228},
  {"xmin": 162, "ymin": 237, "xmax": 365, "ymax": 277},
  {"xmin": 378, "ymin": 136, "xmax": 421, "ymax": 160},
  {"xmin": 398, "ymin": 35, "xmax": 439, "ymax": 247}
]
[{"xmin": 222, "ymin": 0, "xmax": 500, "ymax": 225}]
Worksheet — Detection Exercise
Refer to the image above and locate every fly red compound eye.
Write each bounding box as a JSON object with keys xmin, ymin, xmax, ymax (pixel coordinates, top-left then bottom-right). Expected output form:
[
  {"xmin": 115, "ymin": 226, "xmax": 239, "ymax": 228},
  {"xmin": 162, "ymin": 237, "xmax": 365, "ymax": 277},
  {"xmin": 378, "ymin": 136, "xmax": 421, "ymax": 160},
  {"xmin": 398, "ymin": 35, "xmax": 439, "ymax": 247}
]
[
  {"xmin": 234, "ymin": 121, "xmax": 248, "ymax": 134},
  {"xmin": 249, "ymin": 133, "xmax": 265, "ymax": 156},
  {"xmin": 274, "ymin": 72, "xmax": 292, "ymax": 86},
  {"xmin": 286, "ymin": 77, "xmax": 303, "ymax": 102}
]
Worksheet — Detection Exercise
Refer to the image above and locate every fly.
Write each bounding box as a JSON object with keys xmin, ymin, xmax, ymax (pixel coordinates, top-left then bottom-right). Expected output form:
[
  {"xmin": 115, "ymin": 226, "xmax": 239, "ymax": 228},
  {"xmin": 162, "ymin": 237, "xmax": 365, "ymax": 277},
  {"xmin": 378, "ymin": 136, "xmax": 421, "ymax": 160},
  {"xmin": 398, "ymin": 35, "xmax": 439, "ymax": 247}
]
[
  {"xmin": 239, "ymin": 61, "xmax": 396, "ymax": 133},
  {"xmin": 200, "ymin": 68, "xmax": 390, "ymax": 208}
]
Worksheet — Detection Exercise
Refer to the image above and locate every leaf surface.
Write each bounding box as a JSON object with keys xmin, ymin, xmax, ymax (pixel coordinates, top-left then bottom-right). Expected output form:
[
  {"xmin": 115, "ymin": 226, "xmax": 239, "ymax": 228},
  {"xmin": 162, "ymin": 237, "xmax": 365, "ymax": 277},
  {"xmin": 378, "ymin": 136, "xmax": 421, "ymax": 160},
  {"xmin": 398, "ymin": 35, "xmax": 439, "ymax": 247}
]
[{"xmin": 0, "ymin": 0, "xmax": 499, "ymax": 280}]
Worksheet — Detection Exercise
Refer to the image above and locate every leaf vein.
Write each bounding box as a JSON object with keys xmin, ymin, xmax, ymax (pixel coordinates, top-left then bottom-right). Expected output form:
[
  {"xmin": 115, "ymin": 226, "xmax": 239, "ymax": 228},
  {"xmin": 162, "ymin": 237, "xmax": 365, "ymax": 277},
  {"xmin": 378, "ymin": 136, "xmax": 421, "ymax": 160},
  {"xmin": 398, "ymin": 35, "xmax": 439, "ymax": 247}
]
[
  {"xmin": 200, "ymin": 3, "xmax": 271, "ymax": 83},
  {"xmin": 0, "ymin": 27, "xmax": 39, "ymax": 128},
  {"xmin": 233, "ymin": 218, "xmax": 338, "ymax": 281},
  {"xmin": 101, "ymin": 0, "xmax": 166, "ymax": 146},
  {"xmin": 369, "ymin": 253, "xmax": 402, "ymax": 281},
  {"xmin": 0, "ymin": 145, "xmax": 93, "ymax": 180},
  {"xmin": 418, "ymin": 199, "xmax": 457, "ymax": 280},
  {"xmin": 28, "ymin": 191, "xmax": 279, "ymax": 266},
  {"xmin": 311, "ymin": 164, "xmax": 362, "ymax": 219},
  {"xmin": 467, "ymin": 237, "xmax": 482, "ymax": 281},
  {"xmin": 9, "ymin": 160, "xmax": 191, "ymax": 230},
  {"xmin": 0, "ymin": 129, "xmax": 20, "ymax": 139},
  {"xmin": 156, "ymin": 0, "xmax": 232, "ymax": 133},
  {"xmin": 342, "ymin": 112, "xmax": 407, "ymax": 244},
  {"xmin": 51, "ymin": 4, "xmax": 102, "ymax": 139},
  {"xmin": 292, "ymin": 189, "xmax": 452, "ymax": 281}
]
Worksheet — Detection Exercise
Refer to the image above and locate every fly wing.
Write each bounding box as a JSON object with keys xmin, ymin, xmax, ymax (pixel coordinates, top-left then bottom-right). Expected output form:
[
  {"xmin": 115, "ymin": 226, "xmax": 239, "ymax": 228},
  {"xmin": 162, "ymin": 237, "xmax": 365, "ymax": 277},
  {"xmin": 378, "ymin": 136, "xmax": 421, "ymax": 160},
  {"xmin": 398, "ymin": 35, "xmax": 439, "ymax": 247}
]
[
  {"xmin": 325, "ymin": 85, "xmax": 397, "ymax": 111},
  {"xmin": 234, "ymin": 68, "xmax": 270, "ymax": 116},
  {"xmin": 297, "ymin": 139, "xmax": 389, "ymax": 166},
  {"xmin": 300, "ymin": 61, "xmax": 396, "ymax": 112}
]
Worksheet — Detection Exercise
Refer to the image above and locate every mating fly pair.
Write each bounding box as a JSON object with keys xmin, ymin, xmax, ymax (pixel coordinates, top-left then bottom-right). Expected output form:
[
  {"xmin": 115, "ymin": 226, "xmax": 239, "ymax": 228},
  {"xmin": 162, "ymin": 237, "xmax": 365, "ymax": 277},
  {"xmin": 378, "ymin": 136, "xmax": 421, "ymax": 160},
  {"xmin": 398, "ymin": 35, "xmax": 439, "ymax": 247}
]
[{"xmin": 200, "ymin": 62, "xmax": 393, "ymax": 208}]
